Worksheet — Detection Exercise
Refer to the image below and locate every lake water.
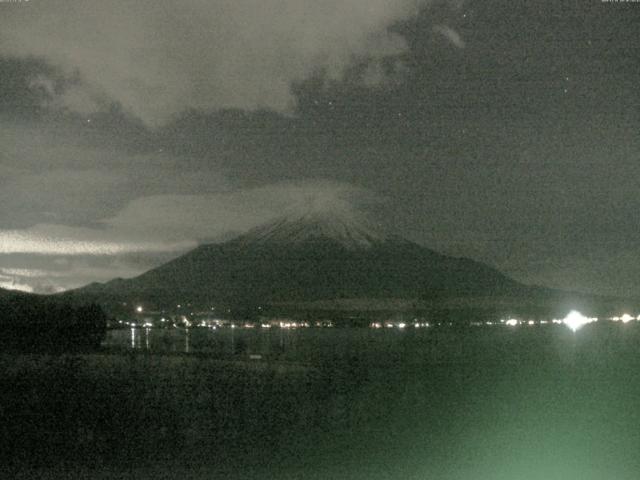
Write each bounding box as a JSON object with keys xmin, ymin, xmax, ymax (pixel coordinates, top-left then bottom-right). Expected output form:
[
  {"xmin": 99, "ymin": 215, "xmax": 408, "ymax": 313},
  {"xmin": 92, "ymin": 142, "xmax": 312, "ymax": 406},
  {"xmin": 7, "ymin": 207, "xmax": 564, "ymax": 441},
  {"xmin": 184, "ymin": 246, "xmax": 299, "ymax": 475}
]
[
  {"xmin": 104, "ymin": 322, "xmax": 634, "ymax": 366},
  {"xmin": 5, "ymin": 321, "xmax": 640, "ymax": 480}
]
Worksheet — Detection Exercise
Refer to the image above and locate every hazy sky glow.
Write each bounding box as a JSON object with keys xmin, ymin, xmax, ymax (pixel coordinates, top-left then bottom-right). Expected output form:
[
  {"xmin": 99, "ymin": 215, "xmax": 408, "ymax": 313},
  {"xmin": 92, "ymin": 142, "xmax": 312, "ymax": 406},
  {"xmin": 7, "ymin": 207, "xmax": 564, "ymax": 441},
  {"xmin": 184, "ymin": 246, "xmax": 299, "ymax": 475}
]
[{"xmin": 0, "ymin": 1, "xmax": 639, "ymax": 295}]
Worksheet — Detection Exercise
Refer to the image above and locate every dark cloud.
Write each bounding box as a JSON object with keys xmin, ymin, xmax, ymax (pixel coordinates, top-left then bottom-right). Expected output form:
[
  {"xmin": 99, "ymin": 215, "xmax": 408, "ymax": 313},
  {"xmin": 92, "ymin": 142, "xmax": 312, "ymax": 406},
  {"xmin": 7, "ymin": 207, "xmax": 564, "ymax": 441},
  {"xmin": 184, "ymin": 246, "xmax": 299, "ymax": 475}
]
[{"xmin": 0, "ymin": 57, "xmax": 60, "ymax": 118}]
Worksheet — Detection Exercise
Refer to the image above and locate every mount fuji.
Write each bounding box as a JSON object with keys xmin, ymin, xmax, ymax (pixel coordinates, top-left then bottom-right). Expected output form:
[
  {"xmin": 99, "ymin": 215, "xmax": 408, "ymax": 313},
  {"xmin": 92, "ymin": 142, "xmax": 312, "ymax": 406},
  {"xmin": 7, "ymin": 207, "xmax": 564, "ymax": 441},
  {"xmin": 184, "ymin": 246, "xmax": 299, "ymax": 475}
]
[{"xmin": 65, "ymin": 208, "xmax": 550, "ymax": 314}]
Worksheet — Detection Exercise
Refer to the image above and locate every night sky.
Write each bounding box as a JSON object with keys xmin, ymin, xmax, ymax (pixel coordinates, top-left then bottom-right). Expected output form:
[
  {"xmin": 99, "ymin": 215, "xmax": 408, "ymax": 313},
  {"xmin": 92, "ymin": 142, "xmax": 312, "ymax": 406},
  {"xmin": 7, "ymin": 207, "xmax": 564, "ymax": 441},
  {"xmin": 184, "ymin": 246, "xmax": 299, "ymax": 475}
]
[{"xmin": 0, "ymin": 0, "xmax": 638, "ymax": 296}]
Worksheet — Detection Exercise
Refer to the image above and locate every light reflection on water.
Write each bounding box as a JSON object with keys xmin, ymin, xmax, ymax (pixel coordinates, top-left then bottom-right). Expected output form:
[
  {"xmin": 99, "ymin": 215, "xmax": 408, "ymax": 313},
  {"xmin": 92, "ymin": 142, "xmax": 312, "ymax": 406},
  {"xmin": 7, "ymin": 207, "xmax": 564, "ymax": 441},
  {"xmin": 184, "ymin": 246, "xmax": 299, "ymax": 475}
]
[
  {"xmin": 104, "ymin": 322, "xmax": 635, "ymax": 367},
  {"xmin": 129, "ymin": 327, "xmax": 152, "ymax": 350},
  {"xmin": 111, "ymin": 325, "xmax": 308, "ymax": 358}
]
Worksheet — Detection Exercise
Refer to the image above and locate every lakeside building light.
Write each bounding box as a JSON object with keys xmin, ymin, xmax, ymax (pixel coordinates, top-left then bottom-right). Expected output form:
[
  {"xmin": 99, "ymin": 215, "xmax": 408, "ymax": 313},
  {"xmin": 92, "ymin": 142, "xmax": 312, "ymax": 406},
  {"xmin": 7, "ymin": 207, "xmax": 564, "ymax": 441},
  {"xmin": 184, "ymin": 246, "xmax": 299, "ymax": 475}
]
[
  {"xmin": 563, "ymin": 310, "xmax": 594, "ymax": 332},
  {"xmin": 620, "ymin": 314, "xmax": 634, "ymax": 323},
  {"xmin": 505, "ymin": 319, "xmax": 519, "ymax": 327}
]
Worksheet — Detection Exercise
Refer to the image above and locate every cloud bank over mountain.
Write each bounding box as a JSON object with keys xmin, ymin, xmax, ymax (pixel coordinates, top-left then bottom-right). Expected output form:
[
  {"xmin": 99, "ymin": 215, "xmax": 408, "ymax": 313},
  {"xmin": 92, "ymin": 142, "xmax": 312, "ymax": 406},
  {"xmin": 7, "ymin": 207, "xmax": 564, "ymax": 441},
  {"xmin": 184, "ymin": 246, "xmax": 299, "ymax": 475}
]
[{"xmin": 0, "ymin": 178, "xmax": 374, "ymax": 291}]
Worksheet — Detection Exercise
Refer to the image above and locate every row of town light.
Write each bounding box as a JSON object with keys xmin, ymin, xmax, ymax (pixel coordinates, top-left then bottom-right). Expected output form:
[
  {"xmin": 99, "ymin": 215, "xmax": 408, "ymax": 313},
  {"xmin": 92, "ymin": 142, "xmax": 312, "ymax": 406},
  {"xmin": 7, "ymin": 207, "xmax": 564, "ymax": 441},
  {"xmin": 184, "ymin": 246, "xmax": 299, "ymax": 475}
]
[
  {"xmin": 502, "ymin": 311, "xmax": 640, "ymax": 332},
  {"xmin": 133, "ymin": 305, "xmax": 638, "ymax": 333},
  {"xmin": 370, "ymin": 311, "xmax": 640, "ymax": 332}
]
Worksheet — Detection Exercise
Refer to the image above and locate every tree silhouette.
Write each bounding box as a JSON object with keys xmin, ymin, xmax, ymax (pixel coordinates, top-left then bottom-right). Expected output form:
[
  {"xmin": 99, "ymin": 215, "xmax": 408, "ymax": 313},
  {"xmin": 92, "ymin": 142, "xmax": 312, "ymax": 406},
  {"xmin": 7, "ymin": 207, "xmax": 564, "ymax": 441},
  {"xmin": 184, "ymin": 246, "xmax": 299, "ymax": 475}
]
[{"xmin": 0, "ymin": 295, "xmax": 108, "ymax": 352}]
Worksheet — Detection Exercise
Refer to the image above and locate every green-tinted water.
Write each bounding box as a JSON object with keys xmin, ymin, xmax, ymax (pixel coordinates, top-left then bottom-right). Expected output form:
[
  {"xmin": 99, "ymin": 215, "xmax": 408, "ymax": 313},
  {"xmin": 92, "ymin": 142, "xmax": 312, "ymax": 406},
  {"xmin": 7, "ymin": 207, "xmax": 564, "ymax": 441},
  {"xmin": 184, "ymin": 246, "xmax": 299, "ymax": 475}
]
[{"xmin": 3, "ymin": 323, "xmax": 639, "ymax": 479}]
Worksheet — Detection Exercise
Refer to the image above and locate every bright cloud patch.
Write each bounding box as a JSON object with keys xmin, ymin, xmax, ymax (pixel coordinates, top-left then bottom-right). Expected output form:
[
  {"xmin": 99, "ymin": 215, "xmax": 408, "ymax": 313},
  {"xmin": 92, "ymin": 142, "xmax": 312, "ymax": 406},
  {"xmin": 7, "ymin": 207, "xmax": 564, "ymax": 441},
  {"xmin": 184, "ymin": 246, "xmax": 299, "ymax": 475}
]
[
  {"xmin": 0, "ymin": 0, "xmax": 449, "ymax": 124},
  {"xmin": 0, "ymin": 275, "xmax": 34, "ymax": 293},
  {"xmin": 0, "ymin": 226, "xmax": 196, "ymax": 256}
]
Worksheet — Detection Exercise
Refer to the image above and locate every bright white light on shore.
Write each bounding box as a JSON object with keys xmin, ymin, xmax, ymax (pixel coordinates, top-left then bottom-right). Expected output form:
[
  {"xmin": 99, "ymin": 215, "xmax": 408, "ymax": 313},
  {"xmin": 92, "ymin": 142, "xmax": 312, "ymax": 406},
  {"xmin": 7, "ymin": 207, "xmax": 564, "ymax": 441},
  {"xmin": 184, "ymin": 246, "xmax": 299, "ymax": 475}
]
[
  {"xmin": 505, "ymin": 319, "xmax": 518, "ymax": 327},
  {"xmin": 563, "ymin": 310, "xmax": 592, "ymax": 332},
  {"xmin": 135, "ymin": 306, "xmax": 143, "ymax": 313},
  {"xmin": 620, "ymin": 313, "xmax": 634, "ymax": 323},
  {"xmin": 397, "ymin": 323, "xmax": 406, "ymax": 329}
]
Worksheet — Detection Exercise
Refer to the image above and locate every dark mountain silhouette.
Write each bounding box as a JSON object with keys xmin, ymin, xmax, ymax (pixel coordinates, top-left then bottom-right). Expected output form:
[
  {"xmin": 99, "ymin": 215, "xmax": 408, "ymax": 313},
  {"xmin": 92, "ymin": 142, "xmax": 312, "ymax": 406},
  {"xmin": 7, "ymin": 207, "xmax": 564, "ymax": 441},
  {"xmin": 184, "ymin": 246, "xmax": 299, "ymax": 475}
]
[
  {"xmin": 64, "ymin": 210, "xmax": 546, "ymax": 310},
  {"xmin": 0, "ymin": 287, "xmax": 107, "ymax": 351}
]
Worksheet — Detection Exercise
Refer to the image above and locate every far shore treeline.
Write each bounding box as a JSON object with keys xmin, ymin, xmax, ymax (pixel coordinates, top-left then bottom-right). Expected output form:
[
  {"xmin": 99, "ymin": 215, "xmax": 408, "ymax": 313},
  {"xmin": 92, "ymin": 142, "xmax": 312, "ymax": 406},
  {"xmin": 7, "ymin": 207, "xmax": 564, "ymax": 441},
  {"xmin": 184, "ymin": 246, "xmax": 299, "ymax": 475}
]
[{"xmin": 0, "ymin": 292, "xmax": 107, "ymax": 352}]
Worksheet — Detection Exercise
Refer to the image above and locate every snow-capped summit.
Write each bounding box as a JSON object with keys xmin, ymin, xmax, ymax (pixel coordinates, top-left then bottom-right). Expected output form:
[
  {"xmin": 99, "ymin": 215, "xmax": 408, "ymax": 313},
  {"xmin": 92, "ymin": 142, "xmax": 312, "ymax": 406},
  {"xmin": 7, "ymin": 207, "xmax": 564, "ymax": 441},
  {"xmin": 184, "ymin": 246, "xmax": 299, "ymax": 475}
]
[
  {"xmin": 67, "ymin": 203, "xmax": 527, "ymax": 309},
  {"xmin": 237, "ymin": 208, "xmax": 388, "ymax": 250}
]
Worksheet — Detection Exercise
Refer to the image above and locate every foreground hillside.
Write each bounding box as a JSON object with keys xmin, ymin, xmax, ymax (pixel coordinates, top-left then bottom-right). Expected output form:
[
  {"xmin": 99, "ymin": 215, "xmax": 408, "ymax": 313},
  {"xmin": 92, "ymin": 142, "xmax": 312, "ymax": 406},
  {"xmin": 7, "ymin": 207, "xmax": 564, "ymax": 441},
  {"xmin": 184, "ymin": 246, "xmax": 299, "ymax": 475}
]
[{"xmin": 0, "ymin": 288, "xmax": 107, "ymax": 351}]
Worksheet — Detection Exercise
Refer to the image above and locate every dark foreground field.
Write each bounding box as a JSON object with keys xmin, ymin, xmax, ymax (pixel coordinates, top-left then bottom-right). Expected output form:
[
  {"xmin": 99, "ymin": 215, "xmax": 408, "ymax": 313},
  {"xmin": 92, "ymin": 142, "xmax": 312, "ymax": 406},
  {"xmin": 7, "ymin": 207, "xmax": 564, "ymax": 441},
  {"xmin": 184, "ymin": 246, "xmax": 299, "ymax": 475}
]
[{"xmin": 2, "ymin": 323, "xmax": 640, "ymax": 479}]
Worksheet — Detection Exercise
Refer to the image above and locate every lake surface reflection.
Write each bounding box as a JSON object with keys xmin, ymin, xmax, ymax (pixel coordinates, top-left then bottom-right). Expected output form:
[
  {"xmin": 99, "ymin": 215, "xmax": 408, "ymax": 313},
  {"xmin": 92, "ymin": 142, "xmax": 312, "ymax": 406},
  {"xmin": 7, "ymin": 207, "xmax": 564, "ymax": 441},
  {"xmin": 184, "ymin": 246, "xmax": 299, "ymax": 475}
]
[
  {"xmin": 104, "ymin": 322, "xmax": 637, "ymax": 367},
  {"xmin": 7, "ymin": 322, "xmax": 640, "ymax": 480},
  {"xmin": 107, "ymin": 326, "xmax": 304, "ymax": 358}
]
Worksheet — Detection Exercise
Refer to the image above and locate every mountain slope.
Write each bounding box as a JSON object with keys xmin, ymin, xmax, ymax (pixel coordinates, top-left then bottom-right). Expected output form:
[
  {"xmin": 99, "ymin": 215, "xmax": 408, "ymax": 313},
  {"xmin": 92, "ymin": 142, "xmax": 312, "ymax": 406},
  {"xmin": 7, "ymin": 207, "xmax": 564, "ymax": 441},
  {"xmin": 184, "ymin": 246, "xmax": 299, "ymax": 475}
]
[{"xmin": 67, "ymin": 212, "xmax": 530, "ymax": 309}]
